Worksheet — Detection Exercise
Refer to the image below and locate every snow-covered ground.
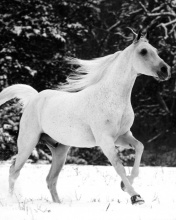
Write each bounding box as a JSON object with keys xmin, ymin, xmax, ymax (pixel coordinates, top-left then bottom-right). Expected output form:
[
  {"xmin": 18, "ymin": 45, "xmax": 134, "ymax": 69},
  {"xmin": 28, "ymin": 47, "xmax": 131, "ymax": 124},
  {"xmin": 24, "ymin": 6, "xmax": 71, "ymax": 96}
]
[{"xmin": 0, "ymin": 162, "xmax": 176, "ymax": 220}]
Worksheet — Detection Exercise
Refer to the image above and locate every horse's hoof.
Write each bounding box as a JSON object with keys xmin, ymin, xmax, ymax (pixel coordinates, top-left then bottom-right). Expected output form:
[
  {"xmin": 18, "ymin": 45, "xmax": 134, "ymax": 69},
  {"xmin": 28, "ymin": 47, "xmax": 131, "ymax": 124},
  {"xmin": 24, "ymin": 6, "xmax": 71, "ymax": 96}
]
[
  {"xmin": 131, "ymin": 195, "xmax": 145, "ymax": 205},
  {"xmin": 120, "ymin": 181, "xmax": 126, "ymax": 191}
]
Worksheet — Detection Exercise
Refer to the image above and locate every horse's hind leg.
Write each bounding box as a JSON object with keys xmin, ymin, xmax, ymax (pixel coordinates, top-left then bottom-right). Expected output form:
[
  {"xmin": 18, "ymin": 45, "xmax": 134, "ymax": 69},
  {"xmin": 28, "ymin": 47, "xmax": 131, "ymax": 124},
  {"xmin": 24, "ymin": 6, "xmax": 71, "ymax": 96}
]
[
  {"xmin": 9, "ymin": 111, "xmax": 41, "ymax": 194},
  {"xmin": 45, "ymin": 142, "xmax": 70, "ymax": 203}
]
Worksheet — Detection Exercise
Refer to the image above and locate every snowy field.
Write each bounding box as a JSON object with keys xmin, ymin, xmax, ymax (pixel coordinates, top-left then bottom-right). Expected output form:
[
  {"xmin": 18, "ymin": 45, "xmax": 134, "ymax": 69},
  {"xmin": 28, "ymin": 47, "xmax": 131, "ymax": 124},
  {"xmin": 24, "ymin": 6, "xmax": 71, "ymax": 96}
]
[{"xmin": 0, "ymin": 162, "xmax": 176, "ymax": 220}]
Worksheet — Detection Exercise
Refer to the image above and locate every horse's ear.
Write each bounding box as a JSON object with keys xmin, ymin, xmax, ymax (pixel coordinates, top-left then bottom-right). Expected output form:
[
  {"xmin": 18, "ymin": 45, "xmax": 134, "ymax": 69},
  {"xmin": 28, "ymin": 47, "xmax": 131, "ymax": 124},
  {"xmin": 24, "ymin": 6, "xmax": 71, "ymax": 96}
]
[
  {"xmin": 126, "ymin": 27, "xmax": 143, "ymax": 43},
  {"xmin": 136, "ymin": 29, "xmax": 142, "ymax": 41},
  {"xmin": 144, "ymin": 31, "xmax": 149, "ymax": 40}
]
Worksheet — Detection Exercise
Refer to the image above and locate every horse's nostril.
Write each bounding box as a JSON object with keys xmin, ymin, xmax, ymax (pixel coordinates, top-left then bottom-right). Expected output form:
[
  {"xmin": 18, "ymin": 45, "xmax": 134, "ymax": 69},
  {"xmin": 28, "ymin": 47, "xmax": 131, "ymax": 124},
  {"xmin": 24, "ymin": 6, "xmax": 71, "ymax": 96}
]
[
  {"xmin": 161, "ymin": 66, "xmax": 168, "ymax": 74},
  {"xmin": 157, "ymin": 64, "xmax": 170, "ymax": 80}
]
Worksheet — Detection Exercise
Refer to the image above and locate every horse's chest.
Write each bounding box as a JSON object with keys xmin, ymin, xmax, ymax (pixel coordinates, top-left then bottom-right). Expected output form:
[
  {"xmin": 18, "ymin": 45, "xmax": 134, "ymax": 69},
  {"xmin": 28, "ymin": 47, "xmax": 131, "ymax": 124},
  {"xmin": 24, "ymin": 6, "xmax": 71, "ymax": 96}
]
[{"xmin": 118, "ymin": 107, "xmax": 134, "ymax": 135}]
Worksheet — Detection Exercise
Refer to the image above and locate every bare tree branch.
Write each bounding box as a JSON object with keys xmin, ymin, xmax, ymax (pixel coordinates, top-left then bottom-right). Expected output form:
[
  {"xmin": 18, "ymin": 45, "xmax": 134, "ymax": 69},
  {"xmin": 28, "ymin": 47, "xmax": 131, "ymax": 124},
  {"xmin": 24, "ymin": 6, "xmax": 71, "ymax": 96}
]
[
  {"xmin": 165, "ymin": 18, "xmax": 176, "ymax": 26},
  {"xmin": 147, "ymin": 12, "xmax": 176, "ymax": 18},
  {"xmin": 114, "ymin": 32, "xmax": 132, "ymax": 40},
  {"xmin": 128, "ymin": 8, "xmax": 143, "ymax": 16},
  {"xmin": 157, "ymin": 19, "xmax": 176, "ymax": 38},
  {"xmin": 138, "ymin": 1, "xmax": 148, "ymax": 13},
  {"xmin": 107, "ymin": 21, "xmax": 120, "ymax": 32},
  {"xmin": 157, "ymin": 92, "xmax": 170, "ymax": 114},
  {"xmin": 139, "ymin": 1, "xmax": 176, "ymax": 17},
  {"xmin": 169, "ymin": 23, "xmax": 176, "ymax": 34},
  {"xmin": 147, "ymin": 132, "xmax": 163, "ymax": 143},
  {"xmin": 158, "ymin": 23, "xmax": 169, "ymax": 39},
  {"xmin": 151, "ymin": 3, "xmax": 165, "ymax": 12}
]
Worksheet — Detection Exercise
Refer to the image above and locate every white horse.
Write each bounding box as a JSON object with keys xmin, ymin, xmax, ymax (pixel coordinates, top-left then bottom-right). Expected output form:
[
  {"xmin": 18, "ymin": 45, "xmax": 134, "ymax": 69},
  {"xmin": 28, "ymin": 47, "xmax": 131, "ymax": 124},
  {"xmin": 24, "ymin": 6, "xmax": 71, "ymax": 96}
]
[{"xmin": 0, "ymin": 30, "xmax": 170, "ymax": 205}]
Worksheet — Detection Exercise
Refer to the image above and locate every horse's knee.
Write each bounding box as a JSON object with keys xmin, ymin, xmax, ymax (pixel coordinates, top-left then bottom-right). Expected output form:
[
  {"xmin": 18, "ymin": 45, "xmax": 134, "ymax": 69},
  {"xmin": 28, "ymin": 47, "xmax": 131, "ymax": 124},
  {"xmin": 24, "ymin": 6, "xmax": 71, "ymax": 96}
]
[
  {"xmin": 131, "ymin": 169, "xmax": 139, "ymax": 178},
  {"xmin": 134, "ymin": 141, "xmax": 144, "ymax": 154}
]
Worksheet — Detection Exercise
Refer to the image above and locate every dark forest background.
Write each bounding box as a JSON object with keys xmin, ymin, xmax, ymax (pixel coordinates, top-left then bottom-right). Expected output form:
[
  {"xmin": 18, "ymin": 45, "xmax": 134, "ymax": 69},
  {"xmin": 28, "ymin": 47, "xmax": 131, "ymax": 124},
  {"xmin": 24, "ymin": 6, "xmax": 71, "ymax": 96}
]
[{"xmin": 0, "ymin": 0, "xmax": 176, "ymax": 166}]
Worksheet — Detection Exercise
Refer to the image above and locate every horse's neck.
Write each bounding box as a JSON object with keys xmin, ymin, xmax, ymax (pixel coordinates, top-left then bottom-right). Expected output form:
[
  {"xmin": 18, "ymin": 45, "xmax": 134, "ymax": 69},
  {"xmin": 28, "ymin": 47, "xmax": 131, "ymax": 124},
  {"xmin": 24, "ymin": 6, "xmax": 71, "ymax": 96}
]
[{"xmin": 97, "ymin": 46, "xmax": 137, "ymax": 104}]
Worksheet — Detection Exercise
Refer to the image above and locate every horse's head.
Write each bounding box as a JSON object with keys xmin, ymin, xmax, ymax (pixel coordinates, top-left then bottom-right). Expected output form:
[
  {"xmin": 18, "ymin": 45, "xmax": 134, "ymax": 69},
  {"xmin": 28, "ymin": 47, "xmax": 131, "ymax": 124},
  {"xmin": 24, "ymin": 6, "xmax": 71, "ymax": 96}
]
[{"xmin": 130, "ymin": 29, "xmax": 171, "ymax": 81}]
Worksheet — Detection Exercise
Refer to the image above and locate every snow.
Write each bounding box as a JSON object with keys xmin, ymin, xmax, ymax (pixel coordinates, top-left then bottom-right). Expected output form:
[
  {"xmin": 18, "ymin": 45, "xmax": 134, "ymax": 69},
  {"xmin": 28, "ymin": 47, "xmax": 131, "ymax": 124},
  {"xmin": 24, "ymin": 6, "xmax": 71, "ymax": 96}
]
[{"xmin": 0, "ymin": 163, "xmax": 176, "ymax": 220}]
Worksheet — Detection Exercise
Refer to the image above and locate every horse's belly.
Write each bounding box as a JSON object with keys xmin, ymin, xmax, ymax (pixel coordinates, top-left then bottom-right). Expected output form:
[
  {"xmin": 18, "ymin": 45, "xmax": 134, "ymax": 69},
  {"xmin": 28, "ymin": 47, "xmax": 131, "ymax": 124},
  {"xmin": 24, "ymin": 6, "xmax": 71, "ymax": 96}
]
[
  {"xmin": 40, "ymin": 93, "xmax": 96, "ymax": 147},
  {"xmin": 43, "ymin": 121, "xmax": 96, "ymax": 148}
]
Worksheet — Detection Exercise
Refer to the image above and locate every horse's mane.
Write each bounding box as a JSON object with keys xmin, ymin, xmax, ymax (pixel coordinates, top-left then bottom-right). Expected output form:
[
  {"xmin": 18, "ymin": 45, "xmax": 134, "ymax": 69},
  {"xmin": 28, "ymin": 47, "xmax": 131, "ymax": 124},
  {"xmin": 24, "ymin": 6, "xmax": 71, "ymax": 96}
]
[{"xmin": 58, "ymin": 51, "xmax": 121, "ymax": 92}]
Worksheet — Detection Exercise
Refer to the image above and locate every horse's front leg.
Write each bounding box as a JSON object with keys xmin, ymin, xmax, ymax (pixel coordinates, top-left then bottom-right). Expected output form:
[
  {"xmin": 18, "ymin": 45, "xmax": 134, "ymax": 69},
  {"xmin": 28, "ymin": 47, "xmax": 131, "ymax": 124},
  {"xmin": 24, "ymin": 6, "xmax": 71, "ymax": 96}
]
[
  {"xmin": 115, "ymin": 131, "xmax": 144, "ymax": 191},
  {"xmin": 98, "ymin": 134, "xmax": 144, "ymax": 204}
]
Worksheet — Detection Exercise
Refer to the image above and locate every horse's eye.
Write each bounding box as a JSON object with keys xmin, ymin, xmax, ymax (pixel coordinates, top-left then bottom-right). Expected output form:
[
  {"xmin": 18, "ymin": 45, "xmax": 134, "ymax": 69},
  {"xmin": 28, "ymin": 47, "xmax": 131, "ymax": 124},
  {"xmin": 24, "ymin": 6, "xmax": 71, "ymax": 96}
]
[{"xmin": 140, "ymin": 48, "xmax": 147, "ymax": 56}]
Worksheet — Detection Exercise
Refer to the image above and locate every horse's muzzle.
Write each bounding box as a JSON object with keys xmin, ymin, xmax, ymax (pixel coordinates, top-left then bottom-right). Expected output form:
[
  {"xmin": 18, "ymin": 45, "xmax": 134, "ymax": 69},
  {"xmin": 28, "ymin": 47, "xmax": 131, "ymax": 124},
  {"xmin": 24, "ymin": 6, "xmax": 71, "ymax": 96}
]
[{"xmin": 157, "ymin": 64, "xmax": 171, "ymax": 81}]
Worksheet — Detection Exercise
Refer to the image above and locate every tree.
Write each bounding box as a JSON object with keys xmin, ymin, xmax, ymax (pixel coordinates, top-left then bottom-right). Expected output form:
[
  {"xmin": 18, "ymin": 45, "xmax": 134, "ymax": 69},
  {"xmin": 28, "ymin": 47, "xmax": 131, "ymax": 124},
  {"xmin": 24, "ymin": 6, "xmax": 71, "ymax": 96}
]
[
  {"xmin": 0, "ymin": 0, "xmax": 104, "ymax": 162},
  {"xmin": 115, "ymin": 0, "xmax": 176, "ymax": 164},
  {"xmin": 1, "ymin": 0, "xmax": 176, "ymax": 165}
]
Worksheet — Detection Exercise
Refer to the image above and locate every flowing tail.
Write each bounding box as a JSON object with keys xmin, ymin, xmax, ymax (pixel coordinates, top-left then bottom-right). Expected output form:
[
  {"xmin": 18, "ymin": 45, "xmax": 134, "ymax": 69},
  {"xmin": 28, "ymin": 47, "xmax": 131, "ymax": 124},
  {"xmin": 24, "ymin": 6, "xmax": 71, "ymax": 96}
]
[{"xmin": 0, "ymin": 84, "xmax": 38, "ymax": 109}]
